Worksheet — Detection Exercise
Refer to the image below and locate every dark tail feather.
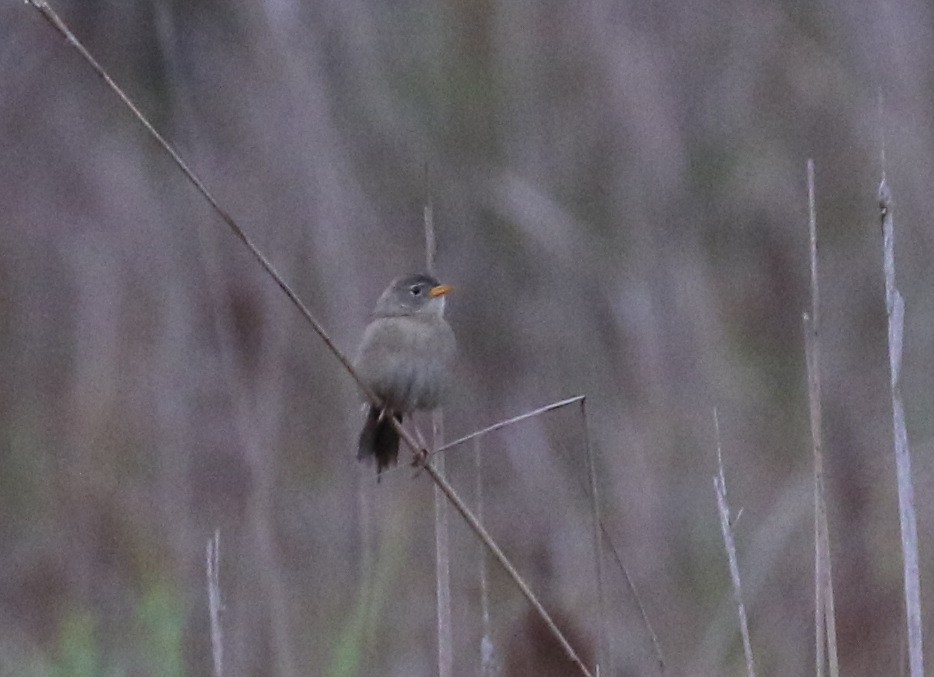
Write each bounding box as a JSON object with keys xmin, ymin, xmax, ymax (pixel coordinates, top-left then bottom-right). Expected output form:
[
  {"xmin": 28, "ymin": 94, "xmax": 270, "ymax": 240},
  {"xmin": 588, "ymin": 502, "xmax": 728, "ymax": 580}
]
[{"xmin": 357, "ymin": 407, "xmax": 403, "ymax": 477}]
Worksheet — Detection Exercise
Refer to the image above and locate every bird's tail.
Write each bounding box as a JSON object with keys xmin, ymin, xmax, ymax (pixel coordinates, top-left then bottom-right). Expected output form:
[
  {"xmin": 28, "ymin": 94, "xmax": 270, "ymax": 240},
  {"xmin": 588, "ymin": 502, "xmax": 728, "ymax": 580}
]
[{"xmin": 357, "ymin": 406, "xmax": 403, "ymax": 477}]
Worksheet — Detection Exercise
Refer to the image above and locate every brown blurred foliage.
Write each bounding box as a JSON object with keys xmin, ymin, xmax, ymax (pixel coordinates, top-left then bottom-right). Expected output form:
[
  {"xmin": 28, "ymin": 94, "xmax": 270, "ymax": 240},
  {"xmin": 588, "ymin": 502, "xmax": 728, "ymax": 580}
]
[{"xmin": 3, "ymin": 0, "xmax": 934, "ymax": 675}]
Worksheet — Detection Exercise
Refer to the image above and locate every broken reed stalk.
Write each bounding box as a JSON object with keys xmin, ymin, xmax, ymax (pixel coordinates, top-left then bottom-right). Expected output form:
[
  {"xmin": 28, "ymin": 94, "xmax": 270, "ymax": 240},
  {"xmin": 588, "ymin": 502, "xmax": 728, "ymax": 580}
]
[
  {"xmin": 434, "ymin": 395, "xmax": 586, "ymax": 456},
  {"xmin": 712, "ymin": 410, "xmax": 756, "ymax": 677},
  {"xmin": 423, "ymin": 166, "xmax": 453, "ymax": 677},
  {"xmin": 803, "ymin": 160, "xmax": 839, "ymax": 677},
  {"xmin": 23, "ymin": 3, "xmax": 593, "ymax": 674},
  {"xmin": 878, "ymin": 170, "xmax": 924, "ymax": 677},
  {"xmin": 206, "ymin": 529, "xmax": 224, "ymax": 677}
]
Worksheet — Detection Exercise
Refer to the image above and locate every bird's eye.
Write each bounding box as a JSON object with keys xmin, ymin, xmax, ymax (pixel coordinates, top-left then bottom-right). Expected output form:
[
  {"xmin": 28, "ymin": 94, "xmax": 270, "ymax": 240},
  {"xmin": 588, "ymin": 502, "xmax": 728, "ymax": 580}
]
[{"xmin": 410, "ymin": 285, "xmax": 422, "ymax": 296}]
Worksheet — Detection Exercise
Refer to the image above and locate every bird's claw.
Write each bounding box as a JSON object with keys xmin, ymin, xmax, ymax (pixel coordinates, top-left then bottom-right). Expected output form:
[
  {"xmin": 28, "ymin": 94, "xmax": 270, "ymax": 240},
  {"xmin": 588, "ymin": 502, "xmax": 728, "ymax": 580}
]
[{"xmin": 410, "ymin": 447, "xmax": 430, "ymax": 476}]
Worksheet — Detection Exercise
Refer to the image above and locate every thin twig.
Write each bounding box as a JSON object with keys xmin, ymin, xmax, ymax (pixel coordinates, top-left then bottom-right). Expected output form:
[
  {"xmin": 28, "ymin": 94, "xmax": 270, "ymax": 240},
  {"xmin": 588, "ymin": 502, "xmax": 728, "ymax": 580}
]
[
  {"xmin": 372, "ymin": 395, "xmax": 585, "ymax": 480},
  {"xmin": 435, "ymin": 396, "xmax": 586, "ymax": 456},
  {"xmin": 206, "ymin": 530, "xmax": 224, "ymax": 677},
  {"xmin": 600, "ymin": 521, "xmax": 665, "ymax": 673},
  {"xmin": 24, "ymin": 4, "xmax": 593, "ymax": 673},
  {"xmin": 878, "ymin": 165, "xmax": 924, "ymax": 677},
  {"xmin": 581, "ymin": 399, "xmax": 608, "ymax": 677},
  {"xmin": 712, "ymin": 410, "xmax": 756, "ymax": 677}
]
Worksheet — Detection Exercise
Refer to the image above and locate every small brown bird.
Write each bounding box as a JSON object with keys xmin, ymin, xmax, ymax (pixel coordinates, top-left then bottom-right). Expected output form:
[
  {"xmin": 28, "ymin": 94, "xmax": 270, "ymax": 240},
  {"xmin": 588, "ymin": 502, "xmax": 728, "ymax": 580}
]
[{"xmin": 354, "ymin": 274, "xmax": 455, "ymax": 475}]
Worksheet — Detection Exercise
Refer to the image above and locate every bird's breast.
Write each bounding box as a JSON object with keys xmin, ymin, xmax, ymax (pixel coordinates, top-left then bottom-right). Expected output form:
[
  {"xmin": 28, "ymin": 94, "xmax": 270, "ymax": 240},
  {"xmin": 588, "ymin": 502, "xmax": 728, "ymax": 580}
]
[{"xmin": 354, "ymin": 315, "xmax": 455, "ymax": 412}]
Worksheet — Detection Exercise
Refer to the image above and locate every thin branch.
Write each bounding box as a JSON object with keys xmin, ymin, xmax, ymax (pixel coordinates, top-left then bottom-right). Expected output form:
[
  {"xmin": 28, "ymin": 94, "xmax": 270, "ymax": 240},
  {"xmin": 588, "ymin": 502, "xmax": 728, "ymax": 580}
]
[
  {"xmin": 712, "ymin": 411, "xmax": 756, "ymax": 677},
  {"xmin": 878, "ymin": 167, "xmax": 924, "ymax": 677},
  {"xmin": 24, "ymin": 4, "xmax": 593, "ymax": 674}
]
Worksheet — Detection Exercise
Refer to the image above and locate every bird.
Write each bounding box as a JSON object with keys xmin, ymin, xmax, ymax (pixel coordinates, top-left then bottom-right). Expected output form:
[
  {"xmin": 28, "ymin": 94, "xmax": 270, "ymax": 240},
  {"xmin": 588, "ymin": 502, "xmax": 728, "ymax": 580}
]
[{"xmin": 353, "ymin": 273, "xmax": 456, "ymax": 476}]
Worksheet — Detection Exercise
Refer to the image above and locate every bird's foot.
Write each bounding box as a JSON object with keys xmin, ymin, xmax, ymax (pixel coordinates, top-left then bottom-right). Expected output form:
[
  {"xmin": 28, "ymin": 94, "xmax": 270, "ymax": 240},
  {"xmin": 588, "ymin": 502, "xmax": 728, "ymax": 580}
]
[{"xmin": 411, "ymin": 446, "xmax": 430, "ymax": 471}]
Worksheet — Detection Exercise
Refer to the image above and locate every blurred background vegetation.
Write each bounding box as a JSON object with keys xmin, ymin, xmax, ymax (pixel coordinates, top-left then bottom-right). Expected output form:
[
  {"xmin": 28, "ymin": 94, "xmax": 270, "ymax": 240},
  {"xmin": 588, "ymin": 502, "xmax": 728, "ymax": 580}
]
[{"xmin": 3, "ymin": 0, "xmax": 934, "ymax": 675}]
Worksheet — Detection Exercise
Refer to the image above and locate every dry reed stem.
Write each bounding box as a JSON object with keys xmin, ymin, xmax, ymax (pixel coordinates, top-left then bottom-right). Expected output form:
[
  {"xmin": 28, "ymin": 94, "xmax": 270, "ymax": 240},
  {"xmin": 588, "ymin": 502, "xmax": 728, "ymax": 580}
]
[
  {"xmin": 878, "ymin": 166, "xmax": 924, "ymax": 677},
  {"xmin": 206, "ymin": 530, "xmax": 224, "ymax": 677},
  {"xmin": 23, "ymin": 4, "xmax": 593, "ymax": 674},
  {"xmin": 803, "ymin": 159, "xmax": 839, "ymax": 677},
  {"xmin": 712, "ymin": 410, "xmax": 756, "ymax": 677},
  {"xmin": 581, "ymin": 398, "xmax": 608, "ymax": 677},
  {"xmin": 424, "ymin": 166, "xmax": 453, "ymax": 677},
  {"xmin": 600, "ymin": 519, "xmax": 666, "ymax": 673},
  {"xmin": 474, "ymin": 435, "xmax": 497, "ymax": 675},
  {"xmin": 806, "ymin": 161, "xmax": 825, "ymax": 677}
]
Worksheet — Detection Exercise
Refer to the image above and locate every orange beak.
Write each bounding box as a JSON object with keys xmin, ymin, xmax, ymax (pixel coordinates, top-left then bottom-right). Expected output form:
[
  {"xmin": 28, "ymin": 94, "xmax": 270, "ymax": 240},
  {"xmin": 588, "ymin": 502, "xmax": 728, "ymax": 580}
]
[{"xmin": 429, "ymin": 284, "xmax": 453, "ymax": 298}]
